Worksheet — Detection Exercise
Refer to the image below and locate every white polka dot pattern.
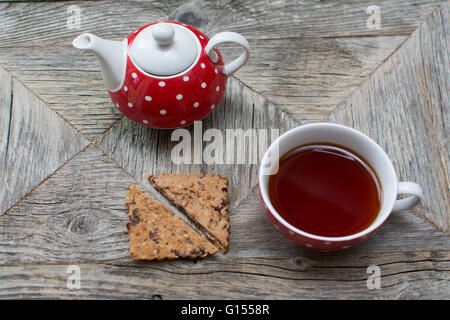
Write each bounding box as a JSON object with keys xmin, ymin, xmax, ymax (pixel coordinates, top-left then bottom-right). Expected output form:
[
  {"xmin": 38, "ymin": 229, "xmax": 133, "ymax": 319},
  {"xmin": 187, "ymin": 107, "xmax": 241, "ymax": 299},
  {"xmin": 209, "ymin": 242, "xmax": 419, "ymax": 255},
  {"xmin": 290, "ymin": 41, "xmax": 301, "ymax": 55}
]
[{"xmin": 110, "ymin": 24, "xmax": 230, "ymax": 129}]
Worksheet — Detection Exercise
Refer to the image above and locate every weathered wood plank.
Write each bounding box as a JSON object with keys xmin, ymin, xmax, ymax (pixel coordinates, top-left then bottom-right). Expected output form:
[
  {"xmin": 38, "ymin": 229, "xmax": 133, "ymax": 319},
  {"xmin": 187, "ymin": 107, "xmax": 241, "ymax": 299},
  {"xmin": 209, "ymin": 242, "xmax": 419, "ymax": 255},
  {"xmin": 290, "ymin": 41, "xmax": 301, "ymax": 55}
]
[
  {"xmin": 96, "ymin": 77, "xmax": 297, "ymax": 210},
  {"xmin": 0, "ymin": 1, "xmax": 442, "ymax": 133},
  {"xmin": 0, "ymin": 0, "xmax": 448, "ymax": 300},
  {"xmin": 328, "ymin": 3, "xmax": 450, "ymax": 233},
  {"xmin": 0, "ymin": 37, "xmax": 408, "ymax": 136},
  {"xmin": 0, "ymin": 67, "xmax": 89, "ymax": 216},
  {"xmin": 0, "ymin": 67, "xmax": 13, "ymax": 182},
  {"xmin": 228, "ymin": 187, "xmax": 450, "ymax": 257},
  {"xmin": 0, "ymin": 145, "xmax": 214, "ymax": 265},
  {"xmin": 0, "ymin": 146, "xmax": 136, "ymax": 265},
  {"xmin": 231, "ymin": 35, "xmax": 407, "ymax": 122},
  {"xmin": 1, "ymin": 161, "xmax": 448, "ymax": 266},
  {"xmin": 0, "ymin": 47, "xmax": 122, "ymax": 139},
  {"xmin": 0, "ymin": 0, "xmax": 443, "ymax": 47},
  {"xmin": 181, "ymin": 0, "xmax": 444, "ymax": 39},
  {"xmin": 0, "ymin": 250, "xmax": 448, "ymax": 299}
]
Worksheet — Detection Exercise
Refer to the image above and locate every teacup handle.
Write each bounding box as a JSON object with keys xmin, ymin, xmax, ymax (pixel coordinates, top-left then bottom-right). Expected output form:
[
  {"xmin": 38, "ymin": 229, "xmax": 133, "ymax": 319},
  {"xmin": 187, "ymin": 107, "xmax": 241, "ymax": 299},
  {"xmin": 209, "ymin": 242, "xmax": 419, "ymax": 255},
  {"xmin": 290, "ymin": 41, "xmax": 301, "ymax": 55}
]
[
  {"xmin": 205, "ymin": 32, "xmax": 250, "ymax": 76},
  {"xmin": 392, "ymin": 182, "xmax": 423, "ymax": 213}
]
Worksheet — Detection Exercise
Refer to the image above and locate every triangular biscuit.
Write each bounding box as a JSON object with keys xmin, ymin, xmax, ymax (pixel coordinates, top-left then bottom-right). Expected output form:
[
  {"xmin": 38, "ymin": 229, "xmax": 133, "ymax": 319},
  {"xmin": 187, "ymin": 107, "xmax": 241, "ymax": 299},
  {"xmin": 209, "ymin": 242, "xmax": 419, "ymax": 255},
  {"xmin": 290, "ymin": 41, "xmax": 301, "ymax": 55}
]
[
  {"xmin": 125, "ymin": 185, "xmax": 218, "ymax": 260},
  {"xmin": 149, "ymin": 173, "xmax": 230, "ymax": 253}
]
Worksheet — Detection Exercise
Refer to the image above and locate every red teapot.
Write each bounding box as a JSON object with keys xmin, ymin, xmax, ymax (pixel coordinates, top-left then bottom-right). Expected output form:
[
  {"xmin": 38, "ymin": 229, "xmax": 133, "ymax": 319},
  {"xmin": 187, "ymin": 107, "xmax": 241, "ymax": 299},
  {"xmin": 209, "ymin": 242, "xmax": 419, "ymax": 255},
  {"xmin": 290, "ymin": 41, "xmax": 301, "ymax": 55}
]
[{"xmin": 73, "ymin": 21, "xmax": 250, "ymax": 128}]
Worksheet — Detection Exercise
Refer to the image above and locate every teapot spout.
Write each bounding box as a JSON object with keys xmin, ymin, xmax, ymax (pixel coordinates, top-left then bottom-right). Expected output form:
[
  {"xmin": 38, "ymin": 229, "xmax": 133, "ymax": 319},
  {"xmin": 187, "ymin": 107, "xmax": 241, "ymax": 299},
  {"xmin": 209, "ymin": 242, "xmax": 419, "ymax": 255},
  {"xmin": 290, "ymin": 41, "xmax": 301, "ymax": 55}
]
[{"xmin": 73, "ymin": 33, "xmax": 127, "ymax": 92}]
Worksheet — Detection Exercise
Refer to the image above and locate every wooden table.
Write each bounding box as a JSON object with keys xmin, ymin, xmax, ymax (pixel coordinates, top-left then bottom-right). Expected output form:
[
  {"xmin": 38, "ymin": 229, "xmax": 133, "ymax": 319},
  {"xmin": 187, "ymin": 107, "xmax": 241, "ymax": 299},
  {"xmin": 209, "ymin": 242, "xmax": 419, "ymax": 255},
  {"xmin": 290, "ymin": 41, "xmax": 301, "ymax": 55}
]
[{"xmin": 0, "ymin": 0, "xmax": 448, "ymax": 299}]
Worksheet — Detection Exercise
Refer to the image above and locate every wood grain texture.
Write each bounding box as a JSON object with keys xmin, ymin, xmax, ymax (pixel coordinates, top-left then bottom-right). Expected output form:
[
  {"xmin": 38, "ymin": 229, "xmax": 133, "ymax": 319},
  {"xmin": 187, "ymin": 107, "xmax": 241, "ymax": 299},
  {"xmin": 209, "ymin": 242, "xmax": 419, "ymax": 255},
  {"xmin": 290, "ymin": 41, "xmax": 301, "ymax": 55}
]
[
  {"xmin": 1, "ymin": 162, "xmax": 448, "ymax": 266},
  {"xmin": 0, "ymin": 0, "xmax": 443, "ymax": 47},
  {"xmin": 229, "ymin": 187, "xmax": 450, "ymax": 257},
  {"xmin": 0, "ymin": 67, "xmax": 13, "ymax": 185},
  {"xmin": 0, "ymin": 37, "xmax": 407, "ymax": 135},
  {"xmin": 96, "ymin": 77, "xmax": 297, "ymax": 210},
  {"xmin": 0, "ymin": 47, "xmax": 122, "ymax": 139},
  {"xmin": 0, "ymin": 0, "xmax": 442, "ymax": 136},
  {"xmin": 329, "ymin": 3, "xmax": 450, "ymax": 233},
  {"xmin": 0, "ymin": 157, "xmax": 448, "ymax": 297},
  {"xmin": 0, "ymin": 145, "xmax": 214, "ymax": 265},
  {"xmin": 0, "ymin": 250, "xmax": 448, "ymax": 299},
  {"xmin": 0, "ymin": 67, "xmax": 89, "ymax": 216},
  {"xmin": 0, "ymin": 0, "xmax": 449, "ymax": 300},
  {"xmin": 231, "ymin": 36, "xmax": 407, "ymax": 122},
  {"xmin": 0, "ymin": 1, "xmax": 171, "ymax": 138},
  {"xmin": 0, "ymin": 146, "xmax": 135, "ymax": 265},
  {"xmin": 170, "ymin": 0, "xmax": 444, "ymax": 39}
]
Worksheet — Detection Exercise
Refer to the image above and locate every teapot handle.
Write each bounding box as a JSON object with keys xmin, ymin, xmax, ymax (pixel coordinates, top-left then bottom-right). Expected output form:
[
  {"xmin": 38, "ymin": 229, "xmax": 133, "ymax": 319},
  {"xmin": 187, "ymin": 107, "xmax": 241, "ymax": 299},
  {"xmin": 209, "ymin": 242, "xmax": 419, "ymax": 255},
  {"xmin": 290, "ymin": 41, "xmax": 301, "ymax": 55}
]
[{"xmin": 205, "ymin": 32, "xmax": 250, "ymax": 76}]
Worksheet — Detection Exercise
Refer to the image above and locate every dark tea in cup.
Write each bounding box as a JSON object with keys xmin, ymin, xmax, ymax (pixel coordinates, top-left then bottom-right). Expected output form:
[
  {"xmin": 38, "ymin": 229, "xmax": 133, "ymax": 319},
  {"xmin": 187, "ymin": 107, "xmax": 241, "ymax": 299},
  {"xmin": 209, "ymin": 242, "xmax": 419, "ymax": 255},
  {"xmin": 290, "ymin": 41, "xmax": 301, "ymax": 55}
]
[{"xmin": 268, "ymin": 143, "xmax": 382, "ymax": 237}]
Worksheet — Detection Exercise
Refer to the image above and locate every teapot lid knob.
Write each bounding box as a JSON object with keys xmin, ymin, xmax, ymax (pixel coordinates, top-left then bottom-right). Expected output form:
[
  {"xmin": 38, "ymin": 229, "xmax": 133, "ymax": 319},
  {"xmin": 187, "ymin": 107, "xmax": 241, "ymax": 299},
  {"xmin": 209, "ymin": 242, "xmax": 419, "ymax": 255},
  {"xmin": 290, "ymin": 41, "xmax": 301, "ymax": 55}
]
[
  {"xmin": 129, "ymin": 22, "xmax": 199, "ymax": 76},
  {"xmin": 152, "ymin": 23, "xmax": 175, "ymax": 46}
]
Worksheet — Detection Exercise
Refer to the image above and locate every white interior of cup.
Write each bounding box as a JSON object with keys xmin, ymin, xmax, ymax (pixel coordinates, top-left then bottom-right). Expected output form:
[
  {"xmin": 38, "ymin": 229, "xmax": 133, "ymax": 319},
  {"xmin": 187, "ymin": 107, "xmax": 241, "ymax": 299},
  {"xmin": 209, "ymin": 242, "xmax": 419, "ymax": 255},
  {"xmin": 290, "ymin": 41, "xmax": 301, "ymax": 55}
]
[{"xmin": 259, "ymin": 123, "xmax": 398, "ymax": 242}]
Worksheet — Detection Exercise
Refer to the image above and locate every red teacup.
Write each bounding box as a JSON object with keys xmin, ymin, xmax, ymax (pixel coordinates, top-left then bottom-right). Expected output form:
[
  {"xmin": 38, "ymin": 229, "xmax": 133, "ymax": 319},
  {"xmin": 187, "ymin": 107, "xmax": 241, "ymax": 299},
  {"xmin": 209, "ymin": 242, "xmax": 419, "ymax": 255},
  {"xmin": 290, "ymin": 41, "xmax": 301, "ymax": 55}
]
[{"xmin": 259, "ymin": 123, "xmax": 423, "ymax": 251}]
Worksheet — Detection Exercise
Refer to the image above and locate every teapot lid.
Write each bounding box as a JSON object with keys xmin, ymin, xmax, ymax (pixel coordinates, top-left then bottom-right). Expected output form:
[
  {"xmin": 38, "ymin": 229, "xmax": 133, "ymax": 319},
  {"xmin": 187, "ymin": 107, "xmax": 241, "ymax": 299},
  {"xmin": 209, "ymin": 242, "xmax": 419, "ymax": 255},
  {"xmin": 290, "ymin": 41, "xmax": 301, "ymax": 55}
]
[{"xmin": 129, "ymin": 22, "xmax": 199, "ymax": 76}]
